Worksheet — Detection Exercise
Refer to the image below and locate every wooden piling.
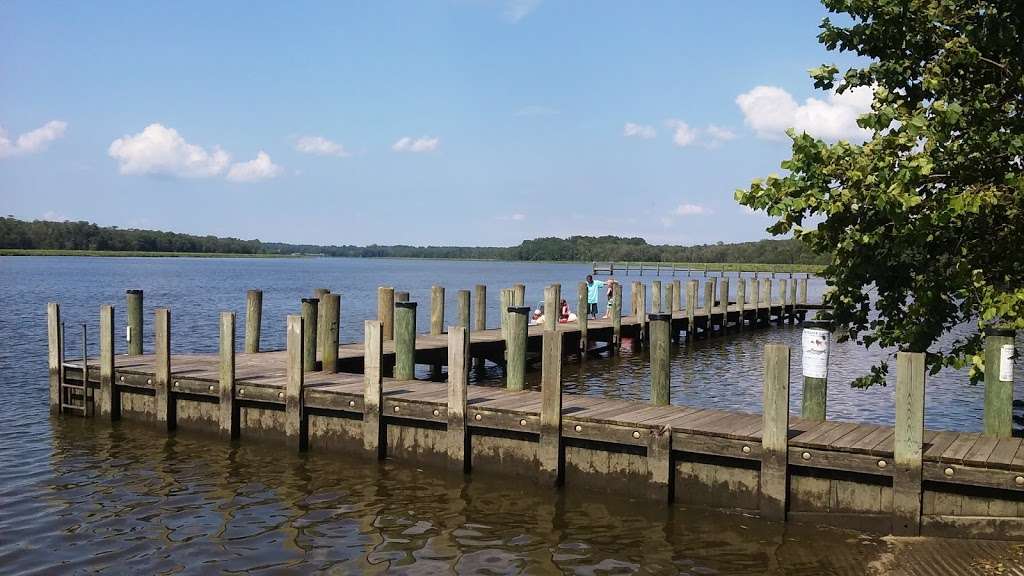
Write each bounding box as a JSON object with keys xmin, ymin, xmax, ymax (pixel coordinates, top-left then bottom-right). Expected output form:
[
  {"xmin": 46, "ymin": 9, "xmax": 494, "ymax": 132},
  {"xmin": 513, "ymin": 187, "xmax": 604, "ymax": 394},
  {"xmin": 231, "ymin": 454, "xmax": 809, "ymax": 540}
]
[
  {"xmin": 649, "ymin": 313, "xmax": 671, "ymax": 406},
  {"xmin": 431, "ymin": 285, "xmax": 445, "ymax": 335},
  {"xmin": 378, "ymin": 286, "xmax": 395, "ymax": 341},
  {"xmin": 737, "ymin": 278, "xmax": 746, "ymax": 331},
  {"xmin": 983, "ymin": 328, "xmax": 1015, "ymax": 437},
  {"xmin": 760, "ymin": 343, "xmax": 790, "ymax": 521},
  {"xmin": 394, "ymin": 291, "xmax": 409, "ymax": 302},
  {"xmin": 47, "ymin": 302, "xmax": 61, "ymax": 414},
  {"xmin": 506, "ymin": 306, "xmax": 530, "ymax": 391},
  {"xmin": 218, "ymin": 311, "xmax": 237, "ymax": 438},
  {"xmin": 320, "ymin": 293, "xmax": 340, "ymax": 374},
  {"xmin": 630, "ymin": 281, "xmax": 640, "ymax": 318},
  {"xmin": 611, "ymin": 282, "xmax": 622, "ymax": 350},
  {"xmin": 801, "ymin": 320, "xmax": 830, "ymax": 421},
  {"xmin": 363, "ymin": 320, "xmax": 385, "ymax": 458},
  {"xmin": 446, "ymin": 325, "xmax": 470, "ymax": 472},
  {"xmin": 719, "ymin": 276, "xmax": 730, "ymax": 332},
  {"xmin": 664, "ymin": 282, "xmax": 675, "ymax": 318},
  {"xmin": 798, "ymin": 277, "xmax": 808, "ymax": 305},
  {"xmin": 457, "ymin": 289, "xmax": 471, "ymax": 330},
  {"xmin": 577, "ymin": 282, "xmax": 588, "ymax": 352},
  {"xmin": 778, "ymin": 279, "xmax": 789, "ymax": 324},
  {"xmin": 154, "ymin": 308, "xmax": 174, "ymax": 431},
  {"xmin": 893, "ymin": 351, "xmax": 925, "ymax": 536},
  {"xmin": 513, "ymin": 283, "xmax": 526, "ymax": 306},
  {"xmin": 394, "ymin": 301, "xmax": 417, "ymax": 380},
  {"xmin": 474, "ymin": 285, "xmax": 486, "ymax": 332},
  {"xmin": 285, "ymin": 315, "xmax": 306, "ymax": 451},
  {"xmin": 672, "ymin": 279, "xmax": 682, "ymax": 313},
  {"xmin": 762, "ymin": 279, "xmax": 772, "ymax": 325},
  {"xmin": 126, "ymin": 289, "xmax": 143, "ymax": 356},
  {"xmin": 685, "ymin": 280, "xmax": 697, "ymax": 341},
  {"xmin": 244, "ymin": 289, "xmax": 262, "ymax": 353},
  {"xmin": 301, "ymin": 298, "xmax": 318, "ymax": 372},
  {"xmin": 99, "ymin": 304, "xmax": 118, "ymax": 420},
  {"xmin": 314, "ymin": 288, "xmax": 330, "ymax": 359},
  {"xmin": 652, "ymin": 280, "xmax": 662, "ymax": 313},
  {"xmin": 789, "ymin": 279, "xmax": 797, "ymax": 323},
  {"xmin": 539, "ymin": 330, "xmax": 564, "ymax": 485},
  {"xmin": 636, "ymin": 282, "xmax": 647, "ymax": 344},
  {"xmin": 544, "ymin": 284, "xmax": 560, "ymax": 331},
  {"xmin": 702, "ymin": 280, "xmax": 714, "ymax": 335}
]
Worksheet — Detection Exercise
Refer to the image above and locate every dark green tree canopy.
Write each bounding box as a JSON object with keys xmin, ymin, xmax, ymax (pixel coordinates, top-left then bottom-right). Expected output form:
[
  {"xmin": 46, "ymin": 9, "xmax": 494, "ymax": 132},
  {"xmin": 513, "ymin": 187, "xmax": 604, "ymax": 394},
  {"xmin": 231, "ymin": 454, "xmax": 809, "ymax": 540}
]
[{"xmin": 737, "ymin": 0, "xmax": 1024, "ymax": 385}]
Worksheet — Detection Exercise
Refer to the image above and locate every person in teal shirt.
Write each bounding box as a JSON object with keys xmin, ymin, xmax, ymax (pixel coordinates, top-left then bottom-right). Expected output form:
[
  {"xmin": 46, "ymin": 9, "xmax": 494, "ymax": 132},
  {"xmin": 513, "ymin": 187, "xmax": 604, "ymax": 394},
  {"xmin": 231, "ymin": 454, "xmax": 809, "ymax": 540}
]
[{"xmin": 585, "ymin": 275, "xmax": 605, "ymax": 319}]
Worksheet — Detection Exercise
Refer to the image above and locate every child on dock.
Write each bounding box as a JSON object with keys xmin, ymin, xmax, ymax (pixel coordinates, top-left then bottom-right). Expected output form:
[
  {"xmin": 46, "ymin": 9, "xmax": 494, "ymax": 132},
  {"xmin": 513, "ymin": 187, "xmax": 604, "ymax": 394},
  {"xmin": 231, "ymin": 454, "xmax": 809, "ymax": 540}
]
[
  {"xmin": 585, "ymin": 275, "xmax": 605, "ymax": 319},
  {"xmin": 603, "ymin": 277, "xmax": 618, "ymax": 319}
]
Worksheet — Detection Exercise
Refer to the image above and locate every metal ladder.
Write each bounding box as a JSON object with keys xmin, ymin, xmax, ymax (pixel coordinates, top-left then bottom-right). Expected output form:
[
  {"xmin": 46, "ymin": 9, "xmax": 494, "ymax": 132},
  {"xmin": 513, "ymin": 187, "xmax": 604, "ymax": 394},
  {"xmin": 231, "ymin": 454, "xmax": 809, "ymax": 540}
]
[{"xmin": 59, "ymin": 322, "xmax": 93, "ymax": 416}]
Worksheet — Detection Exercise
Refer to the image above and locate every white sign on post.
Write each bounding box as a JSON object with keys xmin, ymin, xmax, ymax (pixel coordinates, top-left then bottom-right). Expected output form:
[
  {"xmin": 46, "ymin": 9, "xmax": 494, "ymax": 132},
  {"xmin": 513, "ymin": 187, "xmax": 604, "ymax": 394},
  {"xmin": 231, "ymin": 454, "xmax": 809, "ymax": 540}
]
[
  {"xmin": 126, "ymin": 325, "xmax": 132, "ymax": 342},
  {"xmin": 999, "ymin": 344, "xmax": 1014, "ymax": 382},
  {"xmin": 802, "ymin": 328, "xmax": 830, "ymax": 379}
]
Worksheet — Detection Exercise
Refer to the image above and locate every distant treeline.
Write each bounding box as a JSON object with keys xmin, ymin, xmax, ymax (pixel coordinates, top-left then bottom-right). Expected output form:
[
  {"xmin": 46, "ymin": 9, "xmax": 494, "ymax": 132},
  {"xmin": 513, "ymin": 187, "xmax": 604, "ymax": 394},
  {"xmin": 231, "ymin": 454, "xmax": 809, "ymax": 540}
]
[{"xmin": 0, "ymin": 217, "xmax": 827, "ymax": 264}]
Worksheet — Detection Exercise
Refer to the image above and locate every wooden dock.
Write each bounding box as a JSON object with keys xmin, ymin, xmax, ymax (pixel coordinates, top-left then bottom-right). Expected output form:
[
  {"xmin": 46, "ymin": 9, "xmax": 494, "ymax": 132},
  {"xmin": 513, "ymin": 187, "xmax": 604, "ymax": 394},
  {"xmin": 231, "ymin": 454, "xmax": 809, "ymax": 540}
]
[{"xmin": 44, "ymin": 278, "xmax": 1024, "ymax": 542}]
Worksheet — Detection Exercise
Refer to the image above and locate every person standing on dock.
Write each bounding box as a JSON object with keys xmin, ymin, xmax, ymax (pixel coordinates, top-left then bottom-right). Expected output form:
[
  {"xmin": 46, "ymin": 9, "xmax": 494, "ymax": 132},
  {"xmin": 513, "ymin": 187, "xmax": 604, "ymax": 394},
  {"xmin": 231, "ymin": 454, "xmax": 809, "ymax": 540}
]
[
  {"xmin": 603, "ymin": 277, "xmax": 618, "ymax": 319},
  {"xmin": 585, "ymin": 275, "xmax": 605, "ymax": 319}
]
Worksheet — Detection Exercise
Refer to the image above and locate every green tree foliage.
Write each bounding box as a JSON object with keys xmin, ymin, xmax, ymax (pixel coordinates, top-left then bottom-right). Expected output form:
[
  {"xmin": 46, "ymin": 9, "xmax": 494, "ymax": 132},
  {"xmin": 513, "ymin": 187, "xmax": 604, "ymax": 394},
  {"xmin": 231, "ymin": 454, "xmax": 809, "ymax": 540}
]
[
  {"xmin": 0, "ymin": 217, "xmax": 825, "ymax": 264},
  {"xmin": 736, "ymin": 0, "xmax": 1024, "ymax": 385}
]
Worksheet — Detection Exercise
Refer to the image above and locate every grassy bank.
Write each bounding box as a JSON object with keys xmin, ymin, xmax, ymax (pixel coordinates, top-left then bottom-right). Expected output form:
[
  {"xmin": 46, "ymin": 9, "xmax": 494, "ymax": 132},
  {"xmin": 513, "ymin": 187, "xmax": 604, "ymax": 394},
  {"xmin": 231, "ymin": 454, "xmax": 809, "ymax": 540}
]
[{"xmin": 0, "ymin": 249, "xmax": 298, "ymax": 258}]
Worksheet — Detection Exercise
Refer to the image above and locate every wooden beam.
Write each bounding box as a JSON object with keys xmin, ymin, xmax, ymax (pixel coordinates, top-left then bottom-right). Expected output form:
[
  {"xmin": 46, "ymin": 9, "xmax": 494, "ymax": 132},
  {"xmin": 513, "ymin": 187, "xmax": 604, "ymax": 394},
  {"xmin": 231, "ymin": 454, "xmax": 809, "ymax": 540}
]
[
  {"xmin": 99, "ymin": 304, "xmax": 118, "ymax": 420},
  {"xmin": 285, "ymin": 314, "xmax": 306, "ymax": 451},
  {"xmin": 321, "ymin": 293, "xmax": 340, "ymax": 374},
  {"xmin": 446, "ymin": 325, "xmax": 470, "ymax": 472},
  {"xmin": 301, "ymin": 298, "xmax": 318, "ymax": 372},
  {"xmin": 394, "ymin": 301, "xmax": 417, "ymax": 380},
  {"xmin": 983, "ymin": 327, "xmax": 1015, "ymax": 437},
  {"xmin": 760, "ymin": 343, "xmax": 790, "ymax": 521},
  {"xmin": 649, "ymin": 313, "xmax": 671, "ymax": 406},
  {"xmin": 378, "ymin": 286, "xmax": 395, "ymax": 341},
  {"xmin": 154, "ymin": 307, "xmax": 174, "ymax": 431},
  {"xmin": 218, "ymin": 311, "xmax": 237, "ymax": 439},
  {"xmin": 47, "ymin": 302, "xmax": 61, "ymax": 414},
  {"xmin": 363, "ymin": 320, "xmax": 385, "ymax": 458},
  {"xmin": 539, "ymin": 330, "xmax": 563, "ymax": 485},
  {"xmin": 126, "ymin": 289, "xmax": 143, "ymax": 356},
  {"xmin": 893, "ymin": 351, "xmax": 925, "ymax": 536},
  {"xmin": 244, "ymin": 289, "xmax": 262, "ymax": 353}
]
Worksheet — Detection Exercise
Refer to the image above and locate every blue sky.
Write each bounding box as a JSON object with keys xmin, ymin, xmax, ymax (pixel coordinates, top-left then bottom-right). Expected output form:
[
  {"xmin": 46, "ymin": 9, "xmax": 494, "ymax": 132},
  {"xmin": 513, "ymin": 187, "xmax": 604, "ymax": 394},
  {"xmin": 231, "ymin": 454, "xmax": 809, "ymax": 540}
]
[{"xmin": 1, "ymin": 1, "xmax": 867, "ymax": 246}]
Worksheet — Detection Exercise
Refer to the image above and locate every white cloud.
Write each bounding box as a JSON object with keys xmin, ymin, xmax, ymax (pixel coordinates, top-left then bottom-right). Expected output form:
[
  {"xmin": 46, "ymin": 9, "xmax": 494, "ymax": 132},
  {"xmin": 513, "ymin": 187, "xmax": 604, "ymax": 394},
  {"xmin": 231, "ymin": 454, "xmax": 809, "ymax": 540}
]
[
  {"xmin": 108, "ymin": 123, "xmax": 230, "ymax": 178},
  {"xmin": 392, "ymin": 136, "xmax": 440, "ymax": 153},
  {"xmin": 41, "ymin": 211, "xmax": 71, "ymax": 222},
  {"xmin": 504, "ymin": 0, "xmax": 540, "ymax": 22},
  {"xmin": 515, "ymin": 105, "xmax": 559, "ymax": 117},
  {"xmin": 0, "ymin": 120, "xmax": 68, "ymax": 158},
  {"xmin": 294, "ymin": 135, "xmax": 349, "ymax": 157},
  {"xmin": 226, "ymin": 151, "xmax": 282, "ymax": 183},
  {"xmin": 736, "ymin": 85, "xmax": 873, "ymax": 141},
  {"xmin": 666, "ymin": 119, "xmax": 698, "ymax": 147},
  {"xmin": 674, "ymin": 203, "xmax": 709, "ymax": 216},
  {"xmin": 497, "ymin": 213, "xmax": 527, "ymax": 221},
  {"xmin": 706, "ymin": 124, "xmax": 737, "ymax": 146},
  {"xmin": 623, "ymin": 122, "xmax": 656, "ymax": 139}
]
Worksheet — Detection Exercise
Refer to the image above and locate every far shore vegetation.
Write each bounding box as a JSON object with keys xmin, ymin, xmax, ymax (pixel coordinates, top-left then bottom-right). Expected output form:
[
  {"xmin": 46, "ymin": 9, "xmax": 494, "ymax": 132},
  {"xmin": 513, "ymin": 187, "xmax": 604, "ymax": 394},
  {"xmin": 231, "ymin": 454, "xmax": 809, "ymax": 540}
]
[{"xmin": 0, "ymin": 216, "xmax": 826, "ymax": 267}]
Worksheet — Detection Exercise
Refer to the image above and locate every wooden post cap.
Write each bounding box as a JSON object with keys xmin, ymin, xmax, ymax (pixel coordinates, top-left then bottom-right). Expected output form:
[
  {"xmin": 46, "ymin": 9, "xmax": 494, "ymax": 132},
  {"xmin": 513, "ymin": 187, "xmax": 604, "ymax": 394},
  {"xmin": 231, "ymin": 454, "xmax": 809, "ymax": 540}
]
[
  {"xmin": 395, "ymin": 301, "xmax": 418, "ymax": 310},
  {"xmin": 647, "ymin": 313, "xmax": 672, "ymax": 322},
  {"xmin": 126, "ymin": 289, "xmax": 143, "ymax": 295},
  {"xmin": 301, "ymin": 297, "xmax": 318, "ymax": 304}
]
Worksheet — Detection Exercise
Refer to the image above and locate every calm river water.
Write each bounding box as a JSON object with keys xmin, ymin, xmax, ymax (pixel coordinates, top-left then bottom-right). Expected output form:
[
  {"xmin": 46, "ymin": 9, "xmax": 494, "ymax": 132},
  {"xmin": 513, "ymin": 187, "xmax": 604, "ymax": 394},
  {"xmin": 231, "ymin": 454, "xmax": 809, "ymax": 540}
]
[{"xmin": 1, "ymin": 256, "xmax": 1022, "ymax": 574}]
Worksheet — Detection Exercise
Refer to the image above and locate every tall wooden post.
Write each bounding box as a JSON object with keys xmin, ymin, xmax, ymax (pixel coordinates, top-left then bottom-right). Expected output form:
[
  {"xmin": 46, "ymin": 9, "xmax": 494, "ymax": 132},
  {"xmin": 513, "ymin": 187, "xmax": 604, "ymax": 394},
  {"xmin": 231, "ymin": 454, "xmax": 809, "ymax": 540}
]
[
  {"xmin": 778, "ymin": 279, "xmax": 789, "ymax": 324},
  {"xmin": 611, "ymin": 282, "xmax": 622, "ymax": 351},
  {"xmin": 285, "ymin": 315, "xmax": 306, "ymax": 452},
  {"xmin": 446, "ymin": 326, "xmax": 470, "ymax": 472},
  {"xmin": 762, "ymin": 279, "xmax": 773, "ymax": 325},
  {"xmin": 672, "ymin": 279, "xmax": 682, "ymax": 313},
  {"xmin": 737, "ymin": 278, "xmax": 746, "ymax": 331},
  {"xmin": 664, "ymin": 282, "xmax": 675, "ymax": 316},
  {"xmin": 719, "ymin": 276, "xmax": 730, "ymax": 332},
  {"xmin": 893, "ymin": 351, "xmax": 925, "ymax": 536},
  {"xmin": 394, "ymin": 291, "xmax": 409, "ymax": 302},
  {"xmin": 513, "ymin": 283, "xmax": 526, "ymax": 306},
  {"xmin": 798, "ymin": 277, "xmax": 808, "ymax": 305},
  {"xmin": 430, "ymin": 285, "xmax": 445, "ymax": 335},
  {"xmin": 363, "ymin": 320, "xmax": 385, "ymax": 458},
  {"xmin": 760, "ymin": 343, "xmax": 790, "ymax": 521},
  {"xmin": 154, "ymin": 308, "xmax": 174, "ymax": 431},
  {"xmin": 218, "ymin": 311, "xmax": 237, "ymax": 438},
  {"xmin": 577, "ymin": 282, "xmax": 588, "ymax": 352},
  {"xmin": 788, "ymin": 279, "xmax": 798, "ymax": 323},
  {"xmin": 630, "ymin": 281, "xmax": 641, "ymax": 318},
  {"xmin": 301, "ymin": 298, "xmax": 318, "ymax": 372},
  {"xmin": 544, "ymin": 284, "xmax": 560, "ymax": 331},
  {"xmin": 685, "ymin": 280, "xmax": 697, "ymax": 341},
  {"xmin": 394, "ymin": 301, "xmax": 417, "ymax": 380},
  {"xmin": 320, "ymin": 293, "xmax": 340, "ymax": 374},
  {"xmin": 702, "ymin": 280, "xmax": 714, "ymax": 335},
  {"xmin": 126, "ymin": 289, "xmax": 143, "ymax": 356},
  {"xmin": 651, "ymin": 280, "xmax": 662, "ymax": 314},
  {"xmin": 506, "ymin": 306, "xmax": 530, "ymax": 391},
  {"xmin": 983, "ymin": 328, "xmax": 1016, "ymax": 437},
  {"xmin": 99, "ymin": 304, "xmax": 118, "ymax": 420},
  {"xmin": 649, "ymin": 313, "xmax": 671, "ymax": 406},
  {"xmin": 801, "ymin": 320, "xmax": 830, "ymax": 421},
  {"xmin": 636, "ymin": 282, "xmax": 647, "ymax": 345},
  {"xmin": 314, "ymin": 288, "xmax": 330, "ymax": 360},
  {"xmin": 457, "ymin": 289, "xmax": 471, "ymax": 330},
  {"xmin": 244, "ymin": 289, "xmax": 262, "ymax": 353},
  {"xmin": 474, "ymin": 285, "xmax": 487, "ymax": 332},
  {"xmin": 539, "ymin": 330, "xmax": 564, "ymax": 485},
  {"xmin": 47, "ymin": 302, "xmax": 62, "ymax": 414},
  {"xmin": 378, "ymin": 286, "xmax": 395, "ymax": 341}
]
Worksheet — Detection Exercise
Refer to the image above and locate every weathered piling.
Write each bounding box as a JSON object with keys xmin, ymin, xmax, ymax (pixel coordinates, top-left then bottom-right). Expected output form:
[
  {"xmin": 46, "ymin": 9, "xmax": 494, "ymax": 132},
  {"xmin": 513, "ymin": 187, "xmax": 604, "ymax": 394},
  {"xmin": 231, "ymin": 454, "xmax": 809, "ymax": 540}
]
[
  {"xmin": 446, "ymin": 325, "xmax": 470, "ymax": 472},
  {"xmin": 760, "ymin": 343, "xmax": 790, "ymax": 521},
  {"xmin": 154, "ymin": 308, "xmax": 173, "ymax": 431},
  {"xmin": 649, "ymin": 313, "xmax": 671, "ymax": 406},
  {"xmin": 219, "ymin": 311, "xmax": 237, "ymax": 438},
  {"xmin": 394, "ymin": 301, "xmax": 417, "ymax": 380},
  {"xmin": 983, "ymin": 327, "xmax": 1016, "ymax": 437},
  {"xmin": 363, "ymin": 320, "xmax": 385, "ymax": 458},
  {"xmin": 539, "ymin": 330, "xmax": 563, "ymax": 484},
  {"xmin": 47, "ymin": 302, "xmax": 61, "ymax": 414},
  {"xmin": 672, "ymin": 279, "xmax": 682, "ymax": 312},
  {"xmin": 636, "ymin": 283, "xmax": 647, "ymax": 344},
  {"xmin": 685, "ymin": 280, "xmax": 697, "ymax": 341},
  {"xmin": 611, "ymin": 282, "xmax": 622, "ymax": 350},
  {"xmin": 544, "ymin": 284, "xmax": 561, "ymax": 331},
  {"xmin": 314, "ymin": 288, "xmax": 330, "ymax": 358},
  {"xmin": 474, "ymin": 285, "xmax": 486, "ymax": 332},
  {"xmin": 719, "ymin": 276, "xmax": 730, "ymax": 331},
  {"xmin": 99, "ymin": 304, "xmax": 117, "ymax": 420},
  {"xmin": 778, "ymin": 279, "xmax": 788, "ymax": 325},
  {"xmin": 506, "ymin": 306, "xmax": 530, "ymax": 391},
  {"xmin": 652, "ymin": 280, "xmax": 662, "ymax": 313},
  {"xmin": 500, "ymin": 288, "xmax": 514, "ymax": 345},
  {"xmin": 126, "ymin": 289, "xmax": 143, "ymax": 356},
  {"xmin": 737, "ymin": 278, "xmax": 746, "ymax": 331},
  {"xmin": 761, "ymin": 279, "xmax": 772, "ymax": 325},
  {"xmin": 801, "ymin": 320, "xmax": 830, "ymax": 421},
  {"xmin": 244, "ymin": 289, "xmax": 262, "ymax": 353},
  {"xmin": 431, "ymin": 286, "xmax": 445, "ymax": 335},
  {"xmin": 630, "ymin": 281, "xmax": 641, "ymax": 317},
  {"xmin": 285, "ymin": 315, "xmax": 306, "ymax": 452},
  {"xmin": 300, "ymin": 298, "xmax": 318, "ymax": 372},
  {"xmin": 513, "ymin": 283, "xmax": 526, "ymax": 306},
  {"xmin": 320, "ymin": 293, "xmax": 340, "ymax": 374},
  {"xmin": 893, "ymin": 351, "xmax": 925, "ymax": 536},
  {"xmin": 395, "ymin": 291, "xmax": 409, "ymax": 302},
  {"xmin": 789, "ymin": 280, "xmax": 798, "ymax": 323},
  {"xmin": 577, "ymin": 282, "xmax": 588, "ymax": 351},
  {"xmin": 377, "ymin": 286, "xmax": 395, "ymax": 341},
  {"xmin": 457, "ymin": 289, "xmax": 471, "ymax": 329},
  {"xmin": 702, "ymin": 280, "xmax": 714, "ymax": 334},
  {"xmin": 798, "ymin": 277, "xmax": 808, "ymax": 305}
]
